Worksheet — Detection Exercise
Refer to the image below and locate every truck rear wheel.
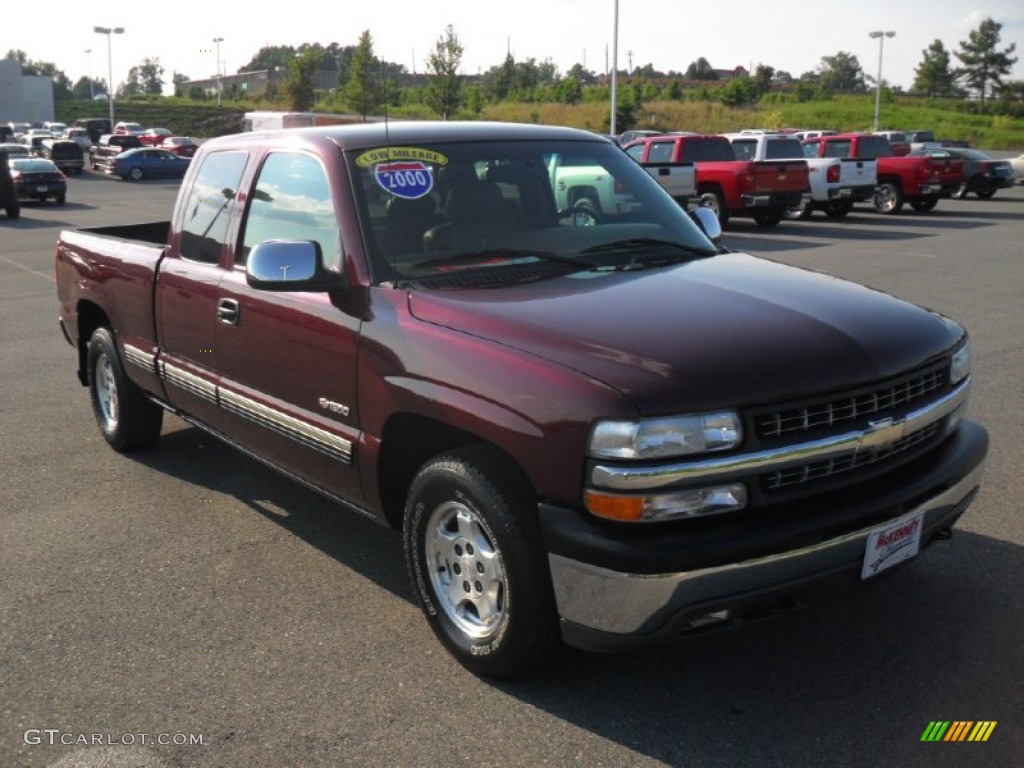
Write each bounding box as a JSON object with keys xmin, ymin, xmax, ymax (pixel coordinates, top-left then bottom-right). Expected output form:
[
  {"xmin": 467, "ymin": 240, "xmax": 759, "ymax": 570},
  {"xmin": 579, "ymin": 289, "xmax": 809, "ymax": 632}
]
[
  {"xmin": 909, "ymin": 197, "xmax": 938, "ymax": 213},
  {"xmin": 87, "ymin": 328, "xmax": 163, "ymax": 452},
  {"xmin": 753, "ymin": 209, "xmax": 784, "ymax": 227},
  {"xmin": 824, "ymin": 200, "xmax": 853, "ymax": 218},
  {"xmin": 403, "ymin": 446, "xmax": 559, "ymax": 679},
  {"xmin": 872, "ymin": 182, "xmax": 904, "ymax": 214}
]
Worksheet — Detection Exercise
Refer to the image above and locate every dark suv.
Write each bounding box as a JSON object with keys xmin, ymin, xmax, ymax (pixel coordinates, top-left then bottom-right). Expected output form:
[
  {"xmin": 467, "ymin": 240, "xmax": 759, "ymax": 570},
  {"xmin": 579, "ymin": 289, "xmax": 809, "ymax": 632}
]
[
  {"xmin": 43, "ymin": 140, "xmax": 86, "ymax": 174},
  {"xmin": 74, "ymin": 117, "xmax": 113, "ymax": 144},
  {"xmin": 0, "ymin": 150, "xmax": 20, "ymax": 219}
]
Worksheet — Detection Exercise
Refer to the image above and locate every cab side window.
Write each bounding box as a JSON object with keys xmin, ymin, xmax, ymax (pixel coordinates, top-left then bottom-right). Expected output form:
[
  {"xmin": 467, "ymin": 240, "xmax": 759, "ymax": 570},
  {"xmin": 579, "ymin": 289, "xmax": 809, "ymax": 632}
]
[
  {"xmin": 178, "ymin": 150, "xmax": 248, "ymax": 264},
  {"xmin": 239, "ymin": 153, "xmax": 339, "ymax": 267}
]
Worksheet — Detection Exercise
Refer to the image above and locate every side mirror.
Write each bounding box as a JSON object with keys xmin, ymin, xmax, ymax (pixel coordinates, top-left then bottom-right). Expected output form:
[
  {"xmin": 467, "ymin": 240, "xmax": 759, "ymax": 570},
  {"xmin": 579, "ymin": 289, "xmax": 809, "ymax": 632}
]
[
  {"xmin": 690, "ymin": 206, "xmax": 722, "ymax": 246},
  {"xmin": 246, "ymin": 240, "xmax": 345, "ymax": 292}
]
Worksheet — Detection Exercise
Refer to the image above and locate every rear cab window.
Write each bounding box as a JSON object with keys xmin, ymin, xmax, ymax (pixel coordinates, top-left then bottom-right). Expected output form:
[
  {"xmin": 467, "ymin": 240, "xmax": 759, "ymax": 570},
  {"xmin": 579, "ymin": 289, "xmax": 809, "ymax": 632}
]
[{"xmin": 177, "ymin": 151, "xmax": 249, "ymax": 264}]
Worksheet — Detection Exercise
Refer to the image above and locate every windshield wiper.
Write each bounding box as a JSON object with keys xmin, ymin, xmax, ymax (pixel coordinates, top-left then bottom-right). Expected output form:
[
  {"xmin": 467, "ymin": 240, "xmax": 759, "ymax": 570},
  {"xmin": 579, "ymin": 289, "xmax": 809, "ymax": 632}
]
[
  {"xmin": 411, "ymin": 249, "xmax": 597, "ymax": 272},
  {"xmin": 581, "ymin": 237, "xmax": 714, "ymax": 257}
]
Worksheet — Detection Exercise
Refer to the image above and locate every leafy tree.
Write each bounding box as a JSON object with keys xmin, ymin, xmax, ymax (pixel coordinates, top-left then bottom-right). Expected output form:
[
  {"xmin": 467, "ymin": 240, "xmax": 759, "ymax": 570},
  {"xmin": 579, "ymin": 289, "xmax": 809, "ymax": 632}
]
[
  {"xmin": 172, "ymin": 72, "xmax": 190, "ymax": 97},
  {"xmin": 685, "ymin": 57, "xmax": 717, "ymax": 80},
  {"xmin": 72, "ymin": 76, "xmax": 106, "ymax": 100},
  {"xmin": 241, "ymin": 45, "xmax": 298, "ymax": 73},
  {"xmin": 663, "ymin": 78, "xmax": 683, "ymax": 100},
  {"xmin": 119, "ymin": 58, "xmax": 164, "ymax": 96},
  {"xmin": 344, "ymin": 30, "xmax": 384, "ymax": 119},
  {"xmin": 913, "ymin": 40, "xmax": 957, "ymax": 97},
  {"xmin": 955, "ymin": 17, "xmax": 1018, "ymax": 108},
  {"xmin": 753, "ymin": 64, "xmax": 775, "ymax": 96},
  {"xmin": 425, "ymin": 24, "xmax": 464, "ymax": 120},
  {"xmin": 817, "ymin": 51, "xmax": 866, "ymax": 93},
  {"xmin": 565, "ymin": 63, "xmax": 597, "ymax": 87},
  {"xmin": 555, "ymin": 75, "xmax": 583, "ymax": 105},
  {"xmin": 283, "ymin": 48, "xmax": 324, "ymax": 111},
  {"xmin": 720, "ymin": 77, "xmax": 758, "ymax": 107}
]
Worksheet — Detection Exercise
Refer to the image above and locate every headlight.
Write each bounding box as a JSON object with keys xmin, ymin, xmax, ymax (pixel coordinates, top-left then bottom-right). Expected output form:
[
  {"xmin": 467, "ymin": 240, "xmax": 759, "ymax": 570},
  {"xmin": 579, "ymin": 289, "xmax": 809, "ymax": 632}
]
[
  {"xmin": 950, "ymin": 342, "xmax": 971, "ymax": 384},
  {"xmin": 588, "ymin": 411, "xmax": 742, "ymax": 460}
]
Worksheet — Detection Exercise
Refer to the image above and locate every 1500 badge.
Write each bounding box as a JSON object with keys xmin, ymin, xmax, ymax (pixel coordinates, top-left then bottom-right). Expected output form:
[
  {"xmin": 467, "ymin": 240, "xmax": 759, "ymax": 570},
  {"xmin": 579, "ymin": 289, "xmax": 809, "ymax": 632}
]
[{"xmin": 319, "ymin": 398, "xmax": 350, "ymax": 417}]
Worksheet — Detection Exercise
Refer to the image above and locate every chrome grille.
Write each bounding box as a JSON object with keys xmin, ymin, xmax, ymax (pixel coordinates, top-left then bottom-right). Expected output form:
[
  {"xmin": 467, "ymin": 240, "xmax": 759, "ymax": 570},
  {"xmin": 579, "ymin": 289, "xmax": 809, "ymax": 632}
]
[
  {"xmin": 756, "ymin": 367, "xmax": 946, "ymax": 439},
  {"xmin": 763, "ymin": 422, "xmax": 942, "ymax": 491}
]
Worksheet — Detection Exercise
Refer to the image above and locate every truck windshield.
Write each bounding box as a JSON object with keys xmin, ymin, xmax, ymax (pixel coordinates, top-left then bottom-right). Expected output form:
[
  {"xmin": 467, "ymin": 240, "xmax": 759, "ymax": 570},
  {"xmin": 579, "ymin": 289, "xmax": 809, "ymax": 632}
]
[{"xmin": 349, "ymin": 139, "xmax": 715, "ymax": 282}]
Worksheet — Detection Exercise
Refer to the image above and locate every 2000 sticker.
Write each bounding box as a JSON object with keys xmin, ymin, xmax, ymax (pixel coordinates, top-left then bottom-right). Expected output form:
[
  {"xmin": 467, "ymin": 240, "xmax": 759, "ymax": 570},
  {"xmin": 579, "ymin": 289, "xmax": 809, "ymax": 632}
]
[{"xmin": 374, "ymin": 161, "xmax": 433, "ymax": 199}]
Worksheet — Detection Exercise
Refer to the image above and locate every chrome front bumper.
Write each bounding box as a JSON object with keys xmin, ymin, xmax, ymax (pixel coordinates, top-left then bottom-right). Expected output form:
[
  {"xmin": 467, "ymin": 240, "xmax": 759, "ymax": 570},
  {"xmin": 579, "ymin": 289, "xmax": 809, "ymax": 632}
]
[{"xmin": 549, "ymin": 459, "xmax": 984, "ymax": 650}]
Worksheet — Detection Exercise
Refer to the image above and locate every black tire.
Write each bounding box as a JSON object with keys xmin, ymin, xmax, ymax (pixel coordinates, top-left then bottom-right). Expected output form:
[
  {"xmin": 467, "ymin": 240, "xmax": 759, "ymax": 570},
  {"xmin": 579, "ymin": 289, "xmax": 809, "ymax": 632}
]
[
  {"xmin": 873, "ymin": 182, "xmax": 904, "ymax": 214},
  {"xmin": 753, "ymin": 209, "xmax": 784, "ymax": 227},
  {"xmin": 87, "ymin": 327, "xmax": 163, "ymax": 452},
  {"xmin": 558, "ymin": 202, "xmax": 601, "ymax": 227},
  {"xmin": 698, "ymin": 189, "xmax": 729, "ymax": 226},
  {"xmin": 129, "ymin": 167, "xmax": 144, "ymax": 181},
  {"xmin": 909, "ymin": 197, "xmax": 938, "ymax": 213},
  {"xmin": 55, "ymin": 194, "xmax": 66, "ymax": 205},
  {"xmin": 4, "ymin": 203, "xmax": 18, "ymax": 219},
  {"xmin": 783, "ymin": 200, "xmax": 812, "ymax": 221},
  {"xmin": 823, "ymin": 199, "xmax": 853, "ymax": 219},
  {"xmin": 976, "ymin": 186, "xmax": 996, "ymax": 200},
  {"xmin": 403, "ymin": 446, "xmax": 560, "ymax": 679}
]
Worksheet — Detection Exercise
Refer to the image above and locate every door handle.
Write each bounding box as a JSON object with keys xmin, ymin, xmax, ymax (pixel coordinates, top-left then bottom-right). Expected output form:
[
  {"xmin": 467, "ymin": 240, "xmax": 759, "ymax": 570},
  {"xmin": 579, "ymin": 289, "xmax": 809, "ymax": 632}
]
[{"xmin": 217, "ymin": 298, "xmax": 240, "ymax": 326}]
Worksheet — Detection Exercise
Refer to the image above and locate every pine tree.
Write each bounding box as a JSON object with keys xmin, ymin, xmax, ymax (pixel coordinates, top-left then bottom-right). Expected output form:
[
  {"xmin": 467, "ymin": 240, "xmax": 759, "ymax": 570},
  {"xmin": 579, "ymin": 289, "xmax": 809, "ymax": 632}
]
[
  {"xmin": 955, "ymin": 17, "xmax": 1018, "ymax": 108},
  {"xmin": 913, "ymin": 40, "xmax": 957, "ymax": 98},
  {"xmin": 425, "ymin": 25, "xmax": 464, "ymax": 120},
  {"xmin": 344, "ymin": 31, "xmax": 383, "ymax": 120}
]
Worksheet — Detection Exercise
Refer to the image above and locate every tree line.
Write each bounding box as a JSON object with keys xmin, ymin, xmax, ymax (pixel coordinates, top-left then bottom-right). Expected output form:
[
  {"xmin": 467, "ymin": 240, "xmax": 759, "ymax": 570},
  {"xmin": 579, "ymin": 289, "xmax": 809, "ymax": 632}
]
[{"xmin": 5, "ymin": 16, "xmax": 1019, "ymax": 122}]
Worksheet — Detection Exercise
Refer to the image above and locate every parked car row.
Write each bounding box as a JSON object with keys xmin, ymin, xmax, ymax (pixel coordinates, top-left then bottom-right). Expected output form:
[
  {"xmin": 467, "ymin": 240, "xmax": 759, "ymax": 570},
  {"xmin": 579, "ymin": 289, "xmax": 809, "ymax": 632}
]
[{"xmin": 619, "ymin": 128, "xmax": 1018, "ymax": 226}]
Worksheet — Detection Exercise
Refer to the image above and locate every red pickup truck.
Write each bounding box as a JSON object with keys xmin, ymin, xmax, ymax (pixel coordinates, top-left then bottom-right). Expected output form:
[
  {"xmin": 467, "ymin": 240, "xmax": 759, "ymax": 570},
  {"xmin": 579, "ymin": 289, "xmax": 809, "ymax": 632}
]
[
  {"xmin": 55, "ymin": 122, "xmax": 987, "ymax": 678},
  {"xmin": 623, "ymin": 134, "xmax": 810, "ymax": 226},
  {"xmin": 802, "ymin": 133, "xmax": 964, "ymax": 214}
]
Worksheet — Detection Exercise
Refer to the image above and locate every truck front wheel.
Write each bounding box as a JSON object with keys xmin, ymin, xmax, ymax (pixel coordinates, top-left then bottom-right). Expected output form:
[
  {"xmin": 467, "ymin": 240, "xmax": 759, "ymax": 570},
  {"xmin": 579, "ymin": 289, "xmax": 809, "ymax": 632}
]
[
  {"xmin": 403, "ymin": 446, "xmax": 559, "ymax": 679},
  {"xmin": 87, "ymin": 328, "xmax": 163, "ymax": 452},
  {"xmin": 698, "ymin": 190, "xmax": 729, "ymax": 226},
  {"xmin": 873, "ymin": 182, "xmax": 904, "ymax": 214}
]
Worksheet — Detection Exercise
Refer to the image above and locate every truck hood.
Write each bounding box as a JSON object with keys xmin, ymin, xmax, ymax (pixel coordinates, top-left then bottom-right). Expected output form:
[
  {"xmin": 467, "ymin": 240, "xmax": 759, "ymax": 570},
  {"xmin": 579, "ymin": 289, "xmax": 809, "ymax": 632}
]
[{"xmin": 407, "ymin": 253, "xmax": 963, "ymax": 415}]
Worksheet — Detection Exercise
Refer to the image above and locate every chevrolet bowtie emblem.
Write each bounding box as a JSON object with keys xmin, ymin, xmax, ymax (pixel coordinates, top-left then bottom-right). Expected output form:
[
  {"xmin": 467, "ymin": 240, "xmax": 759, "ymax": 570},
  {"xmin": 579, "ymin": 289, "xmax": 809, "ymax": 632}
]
[{"xmin": 859, "ymin": 417, "xmax": 906, "ymax": 451}]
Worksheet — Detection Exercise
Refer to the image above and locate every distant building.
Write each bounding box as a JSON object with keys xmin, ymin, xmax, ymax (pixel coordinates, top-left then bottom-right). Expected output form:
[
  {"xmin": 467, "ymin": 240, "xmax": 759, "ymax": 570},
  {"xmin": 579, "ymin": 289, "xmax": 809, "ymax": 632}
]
[
  {"xmin": 0, "ymin": 59, "xmax": 56, "ymax": 124},
  {"xmin": 713, "ymin": 66, "xmax": 749, "ymax": 80}
]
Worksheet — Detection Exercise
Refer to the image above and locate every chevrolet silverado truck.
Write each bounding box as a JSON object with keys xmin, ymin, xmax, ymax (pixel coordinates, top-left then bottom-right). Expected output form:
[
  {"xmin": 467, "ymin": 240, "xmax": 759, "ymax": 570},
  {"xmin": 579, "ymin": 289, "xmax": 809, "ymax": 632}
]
[
  {"xmin": 548, "ymin": 152, "xmax": 696, "ymax": 222},
  {"xmin": 802, "ymin": 133, "xmax": 964, "ymax": 214},
  {"xmin": 623, "ymin": 133, "xmax": 810, "ymax": 226},
  {"xmin": 56, "ymin": 122, "xmax": 988, "ymax": 679},
  {"xmin": 725, "ymin": 132, "xmax": 876, "ymax": 220},
  {"xmin": 89, "ymin": 133, "xmax": 142, "ymax": 171}
]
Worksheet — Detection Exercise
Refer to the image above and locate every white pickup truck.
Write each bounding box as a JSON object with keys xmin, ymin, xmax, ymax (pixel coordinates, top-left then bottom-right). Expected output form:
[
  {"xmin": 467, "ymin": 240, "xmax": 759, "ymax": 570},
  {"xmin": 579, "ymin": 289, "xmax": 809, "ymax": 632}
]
[
  {"xmin": 726, "ymin": 132, "xmax": 877, "ymax": 220},
  {"xmin": 549, "ymin": 153, "xmax": 696, "ymax": 218}
]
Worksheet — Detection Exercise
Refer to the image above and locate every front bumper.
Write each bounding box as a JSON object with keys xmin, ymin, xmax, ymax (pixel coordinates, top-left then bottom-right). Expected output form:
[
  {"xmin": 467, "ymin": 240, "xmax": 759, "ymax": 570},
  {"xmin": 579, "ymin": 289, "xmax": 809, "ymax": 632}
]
[{"xmin": 540, "ymin": 421, "xmax": 987, "ymax": 651}]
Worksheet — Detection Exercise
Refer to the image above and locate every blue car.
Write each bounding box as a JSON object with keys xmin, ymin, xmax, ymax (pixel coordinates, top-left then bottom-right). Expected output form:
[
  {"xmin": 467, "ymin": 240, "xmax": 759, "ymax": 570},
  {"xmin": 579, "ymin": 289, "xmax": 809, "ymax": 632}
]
[{"xmin": 108, "ymin": 148, "xmax": 191, "ymax": 181}]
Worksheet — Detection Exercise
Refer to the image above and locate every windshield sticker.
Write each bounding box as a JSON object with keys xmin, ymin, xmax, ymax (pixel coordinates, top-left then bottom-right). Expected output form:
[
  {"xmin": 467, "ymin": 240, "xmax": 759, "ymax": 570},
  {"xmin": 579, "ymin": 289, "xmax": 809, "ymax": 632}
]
[
  {"xmin": 373, "ymin": 161, "xmax": 435, "ymax": 199},
  {"xmin": 356, "ymin": 146, "xmax": 448, "ymax": 168}
]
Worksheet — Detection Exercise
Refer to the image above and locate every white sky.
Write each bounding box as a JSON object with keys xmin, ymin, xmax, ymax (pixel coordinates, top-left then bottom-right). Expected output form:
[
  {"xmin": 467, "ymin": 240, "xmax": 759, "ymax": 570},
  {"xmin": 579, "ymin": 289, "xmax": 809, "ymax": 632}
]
[{"xmin": 5, "ymin": 0, "xmax": 1023, "ymax": 94}]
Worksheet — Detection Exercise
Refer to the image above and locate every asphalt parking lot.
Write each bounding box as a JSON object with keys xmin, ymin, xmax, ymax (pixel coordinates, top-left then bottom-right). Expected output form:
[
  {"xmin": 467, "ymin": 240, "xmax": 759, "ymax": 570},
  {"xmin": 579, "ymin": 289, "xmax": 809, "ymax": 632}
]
[{"xmin": 1, "ymin": 170, "xmax": 1022, "ymax": 768}]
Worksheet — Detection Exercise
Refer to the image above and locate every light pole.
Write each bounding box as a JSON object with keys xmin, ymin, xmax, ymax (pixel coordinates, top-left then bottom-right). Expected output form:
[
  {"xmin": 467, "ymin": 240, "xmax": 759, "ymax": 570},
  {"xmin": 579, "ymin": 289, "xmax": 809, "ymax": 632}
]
[
  {"xmin": 869, "ymin": 30, "xmax": 895, "ymax": 133},
  {"xmin": 84, "ymin": 49, "xmax": 94, "ymax": 99},
  {"xmin": 213, "ymin": 37, "xmax": 224, "ymax": 106},
  {"xmin": 610, "ymin": 0, "xmax": 619, "ymax": 137},
  {"xmin": 93, "ymin": 26, "xmax": 124, "ymax": 127}
]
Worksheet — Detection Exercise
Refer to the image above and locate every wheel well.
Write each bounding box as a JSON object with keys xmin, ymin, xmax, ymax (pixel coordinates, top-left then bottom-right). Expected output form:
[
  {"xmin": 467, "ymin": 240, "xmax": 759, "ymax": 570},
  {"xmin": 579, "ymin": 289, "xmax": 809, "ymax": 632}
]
[
  {"xmin": 877, "ymin": 174, "xmax": 902, "ymax": 188},
  {"xmin": 75, "ymin": 301, "xmax": 110, "ymax": 385},
  {"xmin": 376, "ymin": 414, "xmax": 532, "ymax": 530},
  {"xmin": 568, "ymin": 186, "xmax": 600, "ymax": 210},
  {"xmin": 697, "ymin": 182, "xmax": 723, "ymax": 197}
]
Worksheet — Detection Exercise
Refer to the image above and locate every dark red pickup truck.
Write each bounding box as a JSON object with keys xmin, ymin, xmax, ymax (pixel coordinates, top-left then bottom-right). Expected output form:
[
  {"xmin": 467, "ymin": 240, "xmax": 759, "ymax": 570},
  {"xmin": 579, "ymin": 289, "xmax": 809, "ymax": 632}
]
[
  {"xmin": 623, "ymin": 133, "xmax": 810, "ymax": 226},
  {"xmin": 56, "ymin": 122, "xmax": 988, "ymax": 678},
  {"xmin": 803, "ymin": 133, "xmax": 964, "ymax": 214}
]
